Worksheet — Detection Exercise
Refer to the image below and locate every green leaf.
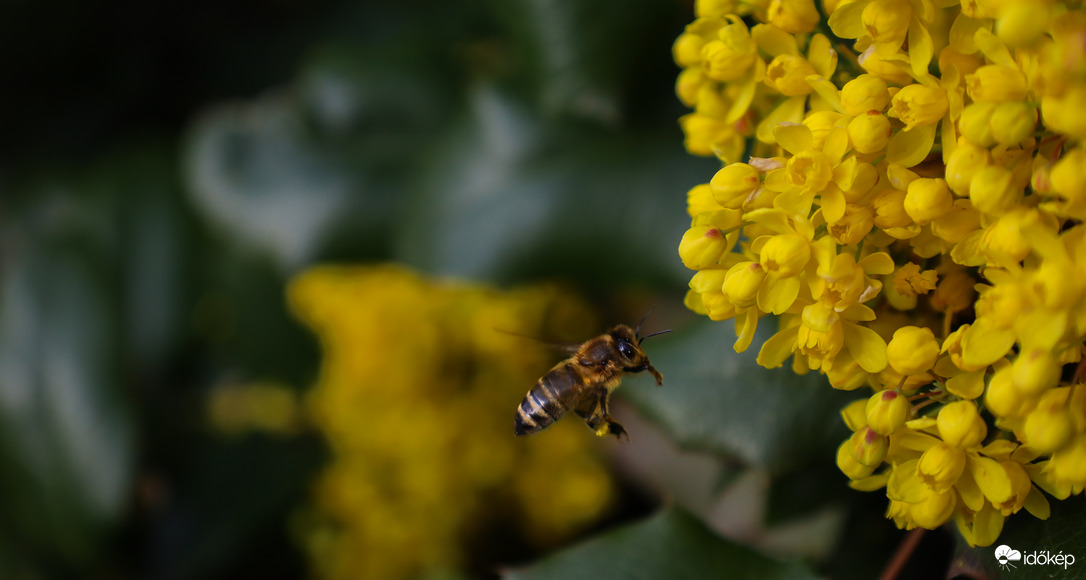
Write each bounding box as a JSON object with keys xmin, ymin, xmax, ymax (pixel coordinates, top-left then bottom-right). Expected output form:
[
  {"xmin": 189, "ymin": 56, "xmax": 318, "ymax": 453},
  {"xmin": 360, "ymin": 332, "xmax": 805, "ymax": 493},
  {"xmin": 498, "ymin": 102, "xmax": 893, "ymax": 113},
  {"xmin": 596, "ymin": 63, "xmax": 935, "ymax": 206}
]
[
  {"xmin": 183, "ymin": 95, "xmax": 374, "ymax": 269},
  {"xmin": 490, "ymin": 0, "xmax": 685, "ymax": 124},
  {"xmin": 503, "ymin": 507, "xmax": 818, "ymax": 580},
  {"xmin": 621, "ymin": 317, "xmax": 855, "ymax": 474},
  {"xmin": 395, "ymin": 85, "xmax": 717, "ymax": 287},
  {"xmin": 0, "ymin": 230, "xmax": 134, "ymax": 568}
]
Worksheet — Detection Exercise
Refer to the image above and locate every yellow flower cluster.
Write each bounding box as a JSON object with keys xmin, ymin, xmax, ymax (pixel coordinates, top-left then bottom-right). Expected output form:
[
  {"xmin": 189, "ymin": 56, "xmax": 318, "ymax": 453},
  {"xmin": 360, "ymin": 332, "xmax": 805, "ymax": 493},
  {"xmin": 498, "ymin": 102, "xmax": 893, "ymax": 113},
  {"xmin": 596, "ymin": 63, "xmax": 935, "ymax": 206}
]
[
  {"xmin": 675, "ymin": 0, "xmax": 1086, "ymax": 546},
  {"xmin": 289, "ymin": 265, "xmax": 613, "ymax": 579}
]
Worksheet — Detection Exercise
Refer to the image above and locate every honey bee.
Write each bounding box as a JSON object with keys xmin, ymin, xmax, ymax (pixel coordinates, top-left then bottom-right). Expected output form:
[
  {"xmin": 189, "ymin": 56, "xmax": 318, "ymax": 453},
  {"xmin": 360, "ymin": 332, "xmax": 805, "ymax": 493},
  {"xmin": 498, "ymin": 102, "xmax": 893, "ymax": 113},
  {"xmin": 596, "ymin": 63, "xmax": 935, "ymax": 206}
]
[{"xmin": 514, "ymin": 321, "xmax": 671, "ymax": 441}]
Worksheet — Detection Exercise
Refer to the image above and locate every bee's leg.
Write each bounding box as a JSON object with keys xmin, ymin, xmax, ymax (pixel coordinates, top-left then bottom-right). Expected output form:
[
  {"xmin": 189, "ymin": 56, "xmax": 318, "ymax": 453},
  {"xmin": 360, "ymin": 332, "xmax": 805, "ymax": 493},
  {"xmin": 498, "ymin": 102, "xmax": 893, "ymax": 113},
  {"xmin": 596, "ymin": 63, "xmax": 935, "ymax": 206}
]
[
  {"xmin": 624, "ymin": 363, "xmax": 664, "ymax": 386},
  {"xmin": 574, "ymin": 390, "xmax": 628, "ymax": 441},
  {"xmin": 597, "ymin": 389, "xmax": 629, "ymax": 441}
]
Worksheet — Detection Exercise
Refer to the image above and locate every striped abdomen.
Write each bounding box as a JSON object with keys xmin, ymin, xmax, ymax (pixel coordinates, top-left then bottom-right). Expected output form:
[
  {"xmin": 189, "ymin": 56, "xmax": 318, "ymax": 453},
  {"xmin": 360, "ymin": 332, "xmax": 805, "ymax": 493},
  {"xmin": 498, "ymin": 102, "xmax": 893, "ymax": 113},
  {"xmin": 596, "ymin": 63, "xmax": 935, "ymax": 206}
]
[{"xmin": 514, "ymin": 363, "xmax": 580, "ymax": 436}]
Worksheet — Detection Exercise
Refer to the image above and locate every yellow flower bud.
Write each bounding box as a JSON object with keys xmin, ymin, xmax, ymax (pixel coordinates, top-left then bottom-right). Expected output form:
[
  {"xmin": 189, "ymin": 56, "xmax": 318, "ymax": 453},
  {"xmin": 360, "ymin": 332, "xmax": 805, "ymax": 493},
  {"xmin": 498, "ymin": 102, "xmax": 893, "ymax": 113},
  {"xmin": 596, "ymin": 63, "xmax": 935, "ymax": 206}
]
[
  {"xmin": 701, "ymin": 18, "xmax": 758, "ymax": 81},
  {"xmin": 1051, "ymin": 147, "xmax": 1086, "ymax": 203},
  {"xmin": 765, "ymin": 54, "xmax": 818, "ymax": 96},
  {"xmin": 687, "ymin": 184, "xmax": 720, "ymax": 217},
  {"xmin": 866, "ymin": 389, "xmax": 911, "ymax": 435},
  {"xmin": 889, "ymin": 84, "xmax": 949, "ymax": 131},
  {"xmin": 996, "ymin": 1, "xmax": 1050, "ymax": 47},
  {"xmin": 1013, "ymin": 348, "xmax": 1062, "ymax": 396},
  {"xmin": 837, "ymin": 441, "xmax": 877, "ymax": 479},
  {"xmin": 828, "ymin": 356, "xmax": 869, "ymax": 390},
  {"xmin": 1043, "ymin": 85, "xmax": 1086, "ymax": 140},
  {"xmin": 674, "ymin": 33, "xmax": 707, "ymax": 68},
  {"xmin": 917, "ymin": 443, "xmax": 967, "ymax": 492},
  {"xmin": 967, "ymin": 65, "xmax": 1028, "ymax": 103},
  {"xmin": 676, "ymin": 68, "xmax": 705, "ymax": 107},
  {"xmin": 768, "ymin": 0, "xmax": 820, "ymax": 34},
  {"xmin": 980, "ymin": 208, "xmax": 1034, "ymax": 264},
  {"xmin": 931, "ymin": 203, "xmax": 981, "ymax": 244},
  {"xmin": 929, "ymin": 269, "xmax": 975, "ymax": 314},
  {"xmin": 841, "ymin": 74, "xmax": 891, "ymax": 116},
  {"xmin": 887, "ymin": 326, "xmax": 940, "ymax": 375},
  {"xmin": 804, "ymin": 111, "xmax": 849, "ymax": 149},
  {"xmin": 969, "ymin": 166, "xmax": 1021, "ymax": 215},
  {"xmin": 828, "ymin": 203, "xmax": 875, "ymax": 245},
  {"xmin": 680, "ymin": 113, "xmax": 742, "ymax": 157},
  {"xmin": 679, "ymin": 225, "xmax": 730, "ymax": 268},
  {"xmin": 723, "ymin": 261, "xmax": 766, "ymax": 308},
  {"xmin": 760, "ymin": 234, "xmax": 811, "ymax": 277},
  {"xmin": 904, "ymin": 178, "xmax": 953, "ymax": 225},
  {"xmin": 873, "ymin": 189, "xmax": 912, "ymax": 229},
  {"xmin": 938, "ymin": 401, "xmax": 987, "ymax": 448},
  {"xmin": 848, "ymin": 111, "xmax": 892, "ymax": 154},
  {"xmin": 908, "ymin": 490, "xmax": 956, "ymax": 530},
  {"xmin": 1048, "ymin": 435, "xmax": 1086, "ymax": 490},
  {"xmin": 986, "ymin": 365, "xmax": 1031, "ymax": 418},
  {"xmin": 958, "ymin": 102, "xmax": 998, "ymax": 147},
  {"xmin": 710, "ymin": 163, "xmax": 760, "ymax": 208},
  {"xmin": 990, "ymin": 101, "xmax": 1037, "ymax": 146},
  {"xmin": 862, "ymin": 0, "xmax": 912, "ymax": 47},
  {"xmin": 1024, "ymin": 389, "xmax": 1074, "ymax": 454},
  {"xmin": 945, "ymin": 141, "xmax": 992, "ymax": 197},
  {"xmin": 847, "ymin": 426, "xmax": 889, "ymax": 466}
]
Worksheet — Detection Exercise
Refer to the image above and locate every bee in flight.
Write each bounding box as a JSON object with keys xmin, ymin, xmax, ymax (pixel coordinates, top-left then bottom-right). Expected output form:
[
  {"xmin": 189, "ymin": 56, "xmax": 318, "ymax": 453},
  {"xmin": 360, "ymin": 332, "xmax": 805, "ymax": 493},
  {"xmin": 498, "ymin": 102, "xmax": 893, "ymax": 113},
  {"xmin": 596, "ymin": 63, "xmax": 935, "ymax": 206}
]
[{"xmin": 513, "ymin": 320, "xmax": 671, "ymax": 441}]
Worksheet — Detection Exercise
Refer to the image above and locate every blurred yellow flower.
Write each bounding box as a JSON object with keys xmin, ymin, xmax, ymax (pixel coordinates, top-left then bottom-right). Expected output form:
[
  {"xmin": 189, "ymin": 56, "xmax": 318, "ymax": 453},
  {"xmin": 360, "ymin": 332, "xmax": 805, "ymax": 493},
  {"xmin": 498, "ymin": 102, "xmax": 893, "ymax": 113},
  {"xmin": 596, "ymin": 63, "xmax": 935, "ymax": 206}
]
[{"xmin": 287, "ymin": 265, "xmax": 614, "ymax": 580}]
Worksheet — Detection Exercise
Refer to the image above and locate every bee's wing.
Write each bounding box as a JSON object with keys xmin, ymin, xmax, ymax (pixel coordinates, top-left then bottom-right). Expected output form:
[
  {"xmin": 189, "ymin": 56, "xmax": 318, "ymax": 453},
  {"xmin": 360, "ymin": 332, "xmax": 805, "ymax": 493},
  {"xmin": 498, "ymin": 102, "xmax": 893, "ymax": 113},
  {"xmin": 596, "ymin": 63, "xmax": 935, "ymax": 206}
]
[{"xmin": 494, "ymin": 328, "xmax": 581, "ymax": 354}]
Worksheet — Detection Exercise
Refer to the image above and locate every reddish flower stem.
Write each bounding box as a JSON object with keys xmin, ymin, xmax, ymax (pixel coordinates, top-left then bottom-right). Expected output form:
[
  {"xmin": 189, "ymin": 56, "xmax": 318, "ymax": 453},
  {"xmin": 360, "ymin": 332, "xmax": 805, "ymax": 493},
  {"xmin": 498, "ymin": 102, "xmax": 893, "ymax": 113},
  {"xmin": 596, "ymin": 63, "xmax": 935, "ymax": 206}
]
[{"xmin": 878, "ymin": 528, "xmax": 927, "ymax": 580}]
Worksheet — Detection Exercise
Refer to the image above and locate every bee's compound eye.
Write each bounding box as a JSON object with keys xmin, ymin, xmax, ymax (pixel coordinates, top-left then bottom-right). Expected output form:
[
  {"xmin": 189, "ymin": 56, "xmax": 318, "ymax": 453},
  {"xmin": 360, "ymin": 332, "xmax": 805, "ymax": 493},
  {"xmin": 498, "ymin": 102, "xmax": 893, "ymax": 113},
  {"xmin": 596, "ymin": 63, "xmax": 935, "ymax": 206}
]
[{"xmin": 617, "ymin": 340, "xmax": 635, "ymax": 359}]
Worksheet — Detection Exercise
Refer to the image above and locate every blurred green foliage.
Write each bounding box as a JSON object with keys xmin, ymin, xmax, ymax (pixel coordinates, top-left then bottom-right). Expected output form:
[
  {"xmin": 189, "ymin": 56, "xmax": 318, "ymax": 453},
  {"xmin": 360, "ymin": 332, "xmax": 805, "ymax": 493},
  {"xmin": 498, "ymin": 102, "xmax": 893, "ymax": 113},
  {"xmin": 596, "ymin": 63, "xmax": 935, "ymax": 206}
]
[{"xmin": 4, "ymin": 0, "xmax": 1083, "ymax": 579}]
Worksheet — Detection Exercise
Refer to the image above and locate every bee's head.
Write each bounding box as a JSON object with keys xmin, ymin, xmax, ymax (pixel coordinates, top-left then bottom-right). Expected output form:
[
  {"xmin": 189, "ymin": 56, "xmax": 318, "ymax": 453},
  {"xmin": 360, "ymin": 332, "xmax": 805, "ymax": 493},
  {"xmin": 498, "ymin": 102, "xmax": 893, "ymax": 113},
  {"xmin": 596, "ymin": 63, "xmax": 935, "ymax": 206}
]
[{"xmin": 608, "ymin": 323, "xmax": 672, "ymax": 367}]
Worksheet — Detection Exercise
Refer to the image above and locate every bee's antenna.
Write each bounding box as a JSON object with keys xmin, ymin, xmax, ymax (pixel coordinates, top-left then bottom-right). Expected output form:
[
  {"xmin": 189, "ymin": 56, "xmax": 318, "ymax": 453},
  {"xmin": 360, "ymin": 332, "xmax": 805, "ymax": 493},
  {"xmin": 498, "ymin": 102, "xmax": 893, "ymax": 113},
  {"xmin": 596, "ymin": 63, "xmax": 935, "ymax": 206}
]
[
  {"xmin": 635, "ymin": 306, "xmax": 656, "ymax": 338},
  {"xmin": 638, "ymin": 329, "xmax": 673, "ymax": 345}
]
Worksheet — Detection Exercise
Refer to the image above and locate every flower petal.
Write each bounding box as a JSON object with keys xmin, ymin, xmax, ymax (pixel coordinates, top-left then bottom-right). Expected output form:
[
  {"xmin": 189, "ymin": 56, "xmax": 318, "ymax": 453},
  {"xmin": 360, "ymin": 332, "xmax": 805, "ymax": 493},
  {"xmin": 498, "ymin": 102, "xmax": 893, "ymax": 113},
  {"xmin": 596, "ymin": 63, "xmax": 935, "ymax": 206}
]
[
  {"xmin": 756, "ymin": 96, "xmax": 807, "ymax": 145},
  {"xmin": 807, "ymin": 75, "xmax": 846, "ymax": 114},
  {"xmin": 757, "ymin": 325, "xmax": 799, "ymax": 368},
  {"xmin": 734, "ymin": 308, "xmax": 759, "ymax": 352},
  {"xmin": 858, "ymin": 252, "xmax": 895, "ymax": 276},
  {"xmin": 946, "ymin": 369, "xmax": 985, "ymax": 399},
  {"xmin": 960, "ymin": 318, "xmax": 1015, "ymax": 369},
  {"xmin": 949, "ymin": 14, "xmax": 987, "ymax": 54},
  {"xmin": 821, "ymin": 185, "xmax": 846, "ymax": 223},
  {"xmin": 758, "ymin": 275, "xmax": 801, "ymax": 315},
  {"xmin": 807, "ymin": 34, "xmax": 837, "ymax": 78},
  {"xmin": 969, "ymin": 455, "xmax": 1013, "ymax": 505},
  {"xmin": 971, "ymin": 503, "xmax": 1005, "ymax": 547},
  {"xmin": 850, "ymin": 470, "xmax": 891, "ymax": 491},
  {"xmin": 973, "ymin": 27, "xmax": 1014, "ymax": 68},
  {"xmin": 773, "ymin": 122, "xmax": 814, "ymax": 156},
  {"xmin": 886, "ymin": 123, "xmax": 937, "ymax": 168},
  {"xmin": 843, "ymin": 321, "xmax": 888, "ymax": 373},
  {"xmin": 726, "ymin": 68, "xmax": 761, "ymax": 123},
  {"xmin": 751, "ymin": 23, "xmax": 799, "ymax": 56},
  {"xmin": 828, "ymin": 0, "xmax": 869, "ymax": 39},
  {"xmin": 1024, "ymin": 485, "xmax": 1051, "ymax": 519},
  {"xmin": 956, "ymin": 466, "xmax": 985, "ymax": 511},
  {"xmin": 907, "ymin": 18, "xmax": 934, "ymax": 80}
]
